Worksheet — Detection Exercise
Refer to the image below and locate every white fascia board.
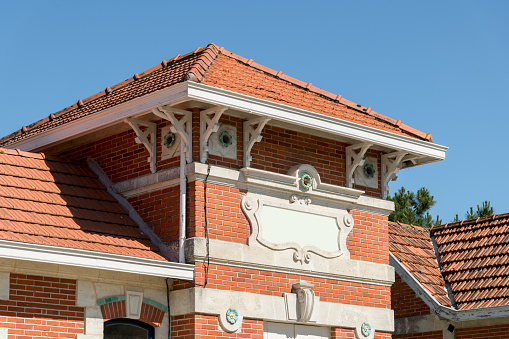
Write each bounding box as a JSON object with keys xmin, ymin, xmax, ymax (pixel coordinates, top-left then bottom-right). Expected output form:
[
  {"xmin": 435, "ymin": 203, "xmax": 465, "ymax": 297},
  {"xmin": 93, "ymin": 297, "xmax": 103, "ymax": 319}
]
[
  {"xmin": 0, "ymin": 239, "xmax": 194, "ymax": 280},
  {"xmin": 8, "ymin": 81, "xmax": 448, "ymax": 160},
  {"xmin": 390, "ymin": 252, "xmax": 509, "ymax": 321},
  {"xmin": 187, "ymin": 82, "xmax": 448, "ymax": 160},
  {"xmin": 7, "ymin": 83, "xmax": 190, "ymax": 151}
]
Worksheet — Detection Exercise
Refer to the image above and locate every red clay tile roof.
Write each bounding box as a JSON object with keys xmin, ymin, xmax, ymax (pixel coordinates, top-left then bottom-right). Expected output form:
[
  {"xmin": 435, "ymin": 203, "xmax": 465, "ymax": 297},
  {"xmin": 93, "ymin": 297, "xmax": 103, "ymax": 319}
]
[
  {"xmin": 0, "ymin": 148, "xmax": 166, "ymax": 261},
  {"xmin": 0, "ymin": 43, "xmax": 432, "ymax": 147},
  {"xmin": 432, "ymin": 214, "xmax": 509, "ymax": 310},
  {"xmin": 389, "ymin": 222, "xmax": 452, "ymax": 307}
]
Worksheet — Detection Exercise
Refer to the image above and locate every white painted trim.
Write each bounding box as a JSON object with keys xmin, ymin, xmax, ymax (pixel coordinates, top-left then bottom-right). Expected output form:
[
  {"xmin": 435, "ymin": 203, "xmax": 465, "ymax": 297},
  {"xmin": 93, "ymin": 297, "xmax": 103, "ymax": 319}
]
[
  {"xmin": 171, "ymin": 287, "xmax": 394, "ymax": 332},
  {"xmin": 0, "ymin": 239, "xmax": 194, "ymax": 280},
  {"xmin": 187, "ymin": 82, "xmax": 448, "ymax": 159},
  {"xmin": 0, "ymin": 272, "xmax": 8, "ymax": 300},
  {"xmin": 187, "ymin": 237, "xmax": 395, "ymax": 287},
  {"xmin": 6, "ymin": 82, "xmax": 189, "ymax": 151},
  {"xmin": 390, "ymin": 252, "xmax": 509, "ymax": 321},
  {"xmin": 7, "ymin": 82, "xmax": 447, "ymax": 164},
  {"xmin": 114, "ymin": 163, "xmax": 395, "ymax": 216}
]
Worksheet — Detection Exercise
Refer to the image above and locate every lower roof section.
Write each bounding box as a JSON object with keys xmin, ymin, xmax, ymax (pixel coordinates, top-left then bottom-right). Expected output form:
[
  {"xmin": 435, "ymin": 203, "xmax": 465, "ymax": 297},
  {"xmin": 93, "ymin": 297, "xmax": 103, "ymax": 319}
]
[{"xmin": 0, "ymin": 239, "xmax": 194, "ymax": 280}]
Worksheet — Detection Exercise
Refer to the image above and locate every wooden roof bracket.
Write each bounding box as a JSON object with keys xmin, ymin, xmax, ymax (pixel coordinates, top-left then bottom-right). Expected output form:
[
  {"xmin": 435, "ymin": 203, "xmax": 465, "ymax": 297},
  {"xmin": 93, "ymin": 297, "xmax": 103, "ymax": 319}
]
[
  {"xmin": 200, "ymin": 106, "xmax": 227, "ymax": 163},
  {"xmin": 152, "ymin": 106, "xmax": 193, "ymax": 163},
  {"xmin": 382, "ymin": 151, "xmax": 408, "ymax": 199},
  {"xmin": 243, "ymin": 117, "xmax": 270, "ymax": 167},
  {"xmin": 124, "ymin": 118, "xmax": 157, "ymax": 173},
  {"xmin": 346, "ymin": 142, "xmax": 372, "ymax": 188}
]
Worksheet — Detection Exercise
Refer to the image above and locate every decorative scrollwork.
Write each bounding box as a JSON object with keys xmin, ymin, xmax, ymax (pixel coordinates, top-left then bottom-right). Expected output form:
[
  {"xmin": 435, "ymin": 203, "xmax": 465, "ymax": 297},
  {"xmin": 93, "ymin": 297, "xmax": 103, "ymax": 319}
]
[
  {"xmin": 293, "ymin": 249, "xmax": 311, "ymax": 264},
  {"xmin": 344, "ymin": 214, "xmax": 354, "ymax": 227},
  {"xmin": 290, "ymin": 194, "xmax": 311, "ymax": 205},
  {"xmin": 243, "ymin": 197, "xmax": 254, "ymax": 211}
]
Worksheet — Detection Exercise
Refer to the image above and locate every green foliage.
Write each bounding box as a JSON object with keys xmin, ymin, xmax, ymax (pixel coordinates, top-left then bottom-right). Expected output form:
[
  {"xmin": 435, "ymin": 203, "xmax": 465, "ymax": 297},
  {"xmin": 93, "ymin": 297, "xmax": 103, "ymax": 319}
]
[
  {"xmin": 389, "ymin": 187, "xmax": 441, "ymax": 228},
  {"xmin": 464, "ymin": 200, "xmax": 494, "ymax": 220}
]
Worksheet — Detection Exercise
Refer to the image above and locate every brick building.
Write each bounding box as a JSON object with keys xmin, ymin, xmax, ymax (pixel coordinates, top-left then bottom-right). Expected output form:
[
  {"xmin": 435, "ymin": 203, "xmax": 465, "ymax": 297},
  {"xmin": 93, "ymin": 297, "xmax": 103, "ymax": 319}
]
[
  {"xmin": 0, "ymin": 44, "xmax": 446, "ymax": 338},
  {"xmin": 390, "ymin": 217, "xmax": 509, "ymax": 339}
]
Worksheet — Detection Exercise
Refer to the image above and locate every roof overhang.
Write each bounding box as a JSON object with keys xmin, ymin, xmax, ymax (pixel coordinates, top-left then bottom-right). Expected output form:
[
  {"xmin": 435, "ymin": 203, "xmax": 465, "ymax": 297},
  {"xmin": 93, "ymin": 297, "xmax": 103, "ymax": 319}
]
[
  {"xmin": 390, "ymin": 252, "xmax": 509, "ymax": 321},
  {"xmin": 5, "ymin": 81, "xmax": 447, "ymax": 166},
  {"xmin": 0, "ymin": 239, "xmax": 195, "ymax": 280}
]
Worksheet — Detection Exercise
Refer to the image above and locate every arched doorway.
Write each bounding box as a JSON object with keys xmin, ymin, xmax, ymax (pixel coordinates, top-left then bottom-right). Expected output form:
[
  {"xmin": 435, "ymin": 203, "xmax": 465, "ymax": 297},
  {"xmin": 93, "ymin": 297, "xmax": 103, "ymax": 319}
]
[{"xmin": 104, "ymin": 318, "xmax": 155, "ymax": 339}]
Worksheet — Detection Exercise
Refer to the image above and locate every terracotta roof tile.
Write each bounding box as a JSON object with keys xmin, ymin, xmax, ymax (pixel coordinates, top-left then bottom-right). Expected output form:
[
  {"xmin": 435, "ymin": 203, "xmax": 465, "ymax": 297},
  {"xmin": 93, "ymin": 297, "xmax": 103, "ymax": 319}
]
[
  {"xmin": 0, "ymin": 44, "xmax": 432, "ymax": 148},
  {"xmin": 431, "ymin": 213, "xmax": 509, "ymax": 310},
  {"xmin": 0, "ymin": 148, "xmax": 166, "ymax": 261},
  {"xmin": 389, "ymin": 222, "xmax": 452, "ymax": 307}
]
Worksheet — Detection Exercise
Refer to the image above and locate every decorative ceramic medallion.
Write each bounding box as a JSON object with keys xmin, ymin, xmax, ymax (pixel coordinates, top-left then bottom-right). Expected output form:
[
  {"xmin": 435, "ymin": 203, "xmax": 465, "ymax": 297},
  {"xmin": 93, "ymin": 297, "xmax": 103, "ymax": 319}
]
[
  {"xmin": 361, "ymin": 322, "xmax": 371, "ymax": 337},
  {"xmin": 164, "ymin": 131, "xmax": 176, "ymax": 148},
  {"xmin": 226, "ymin": 308, "xmax": 238, "ymax": 324},
  {"xmin": 219, "ymin": 130, "xmax": 233, "ymax": 148},
  {"xmin": 363, "ymin": 163, "xmax": 375, "ymax": 178},
  {"xmin": 300, "ymin": 173, "xmax": 313, "ymax": 190}
]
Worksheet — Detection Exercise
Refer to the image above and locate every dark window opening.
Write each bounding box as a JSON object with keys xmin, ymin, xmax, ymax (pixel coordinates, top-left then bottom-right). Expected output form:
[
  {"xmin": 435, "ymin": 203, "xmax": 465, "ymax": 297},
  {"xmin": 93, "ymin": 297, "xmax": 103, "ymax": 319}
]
[{"xmin": 104, "ymin": 318, "xmax": 155, "ymax": 339}]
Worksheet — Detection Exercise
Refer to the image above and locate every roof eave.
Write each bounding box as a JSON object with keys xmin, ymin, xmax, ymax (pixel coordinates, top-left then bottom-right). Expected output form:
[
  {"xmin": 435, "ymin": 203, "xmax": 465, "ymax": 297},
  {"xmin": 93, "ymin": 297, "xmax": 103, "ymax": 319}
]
[
  {"xmin": 0, "ymin": 239, "xmax": 194, "ymax": 280},
  {"xmin": 187, "ymin": 82, "xmax": 448, "ymax": 161},
  {"xmin": 4, "ymin": 81, "xmax": 448, "ymax": 164},
  {"xmin": 390, "ymin": 252, "xmax": 509, "ymax": 321}
]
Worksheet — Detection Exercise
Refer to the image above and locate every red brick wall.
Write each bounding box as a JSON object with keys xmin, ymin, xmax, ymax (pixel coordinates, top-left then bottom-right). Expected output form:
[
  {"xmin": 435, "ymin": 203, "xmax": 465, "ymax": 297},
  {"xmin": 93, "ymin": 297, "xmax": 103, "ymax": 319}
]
[
  {"xmin": 100, "ymin": 300, "xmax": 165, "ymax": 327},
  {"xmin": 188, "ymin": 182, "xmax": 249, "ymax": 243},
  {"xmin": 128, "ymin": 187, "xmax": 180, "ymax": 243},
  {"xmin": 331, "ymin": 328, "xmax": 356, "ymax": 339},
  {"xmin": 350, "ymin": 211, "xmax": 389, "ymax": 264},
  {"xmin": 392, "ymin": 273, "xmax": 431, "ymax": 317},
  {"xmin": 57, "ymin": 113, "xmax": 383, "ymax": 199},
  {"xmin": 0, "ymin": 273, "xmax": 84, "ymax": 338},
  {"xmin": 172, "ymin": 314, "xmax": 263, "ymax": 339},
  {"xmin": 58, "ymin": 119, "xmax": 178, "ymax": 183},
  {"xmin": 393, "ymin": 331, "xmax": 442, "ymax": 339},
  {"xmin": 456, "ymin": 324, "xmax": 509, "ymax": 339},
  {"xmin": 331, "ymin": 329, "xmax": 391, "ymax": 339},
  {"xmin": 187, "ymin": 264, "xmax": 391, "ymax": 308}
]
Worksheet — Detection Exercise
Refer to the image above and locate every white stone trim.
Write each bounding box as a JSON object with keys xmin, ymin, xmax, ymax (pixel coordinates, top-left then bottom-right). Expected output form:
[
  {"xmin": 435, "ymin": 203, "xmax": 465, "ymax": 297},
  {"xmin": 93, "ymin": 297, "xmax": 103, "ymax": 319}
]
[
  {"xmin": 241, "ymin": 193, "xmax": 354, "ymax": 262},
  {"xmin": 187, "ymin": 82, "xmax": 447, "ymax": 160},
  {"xmin": 0, "ymin": 239, "xmax": 194, "ymax": 280},
  {"xmin": 186, "ymin": 237, "xmax": 395, "ymax": 287},
  {"xmin": 0, "ymin": 272, "xmax": 8, "ymax": 300},
  {"xmin": 170, "ymin": 287, "xmax": 394, "ymax": 333},
  {"xmin": 390, "ymin": 252, "xmax": 509, "ymax": 321},
  {"xmin": 114, "ymin": 163, "xmax": 395, "ymax": 216},
  {"xmin": 126, "ymin": 289, "xmax": 144, "ymax": 319},
  {"xmin": 112, "ymin": 167, "xmax": 180, "ymax": 198},
  {"xmin": 0, "ymin": 328, "xmax": 6, "ymax": 339}
]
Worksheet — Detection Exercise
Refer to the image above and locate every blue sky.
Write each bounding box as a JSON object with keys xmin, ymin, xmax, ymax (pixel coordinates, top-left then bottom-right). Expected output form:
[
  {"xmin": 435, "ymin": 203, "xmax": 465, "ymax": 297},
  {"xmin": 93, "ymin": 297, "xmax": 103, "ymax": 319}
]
[{"xmin": 1, "ymin": 1, "xmax": 508, "ymax": 222}]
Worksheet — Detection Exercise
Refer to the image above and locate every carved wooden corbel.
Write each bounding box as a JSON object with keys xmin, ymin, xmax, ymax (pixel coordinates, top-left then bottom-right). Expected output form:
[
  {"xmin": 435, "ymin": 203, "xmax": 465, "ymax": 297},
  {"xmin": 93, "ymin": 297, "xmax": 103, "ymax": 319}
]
[
  {"xmin": 243, "ymin": 117, "xmax": 270, "ymax": 167},
  {"xmin": 200, "ymin": 106, "xmax": 227, "ymax": 163},
  {"xmin": 381, "ymin": 151, "xmax": 408, "ymax": 199},
  {"xmin": 152, "ymin": 106, "xmax": 193, "ymax": 163},
  {"xmin": 346, "ymin": 143, "xmax": 372, "ymax": 188},
  {"xmin": 125, "ymin": 118, "xmax": 157, "ymax": 173}
]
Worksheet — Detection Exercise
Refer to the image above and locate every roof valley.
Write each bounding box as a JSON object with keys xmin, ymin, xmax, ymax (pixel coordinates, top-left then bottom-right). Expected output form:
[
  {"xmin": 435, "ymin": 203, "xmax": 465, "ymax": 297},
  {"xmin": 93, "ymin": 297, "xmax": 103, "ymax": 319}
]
[{"xmin": 430, "ymin": 230, "xmax": 458, "ymax": 310}]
